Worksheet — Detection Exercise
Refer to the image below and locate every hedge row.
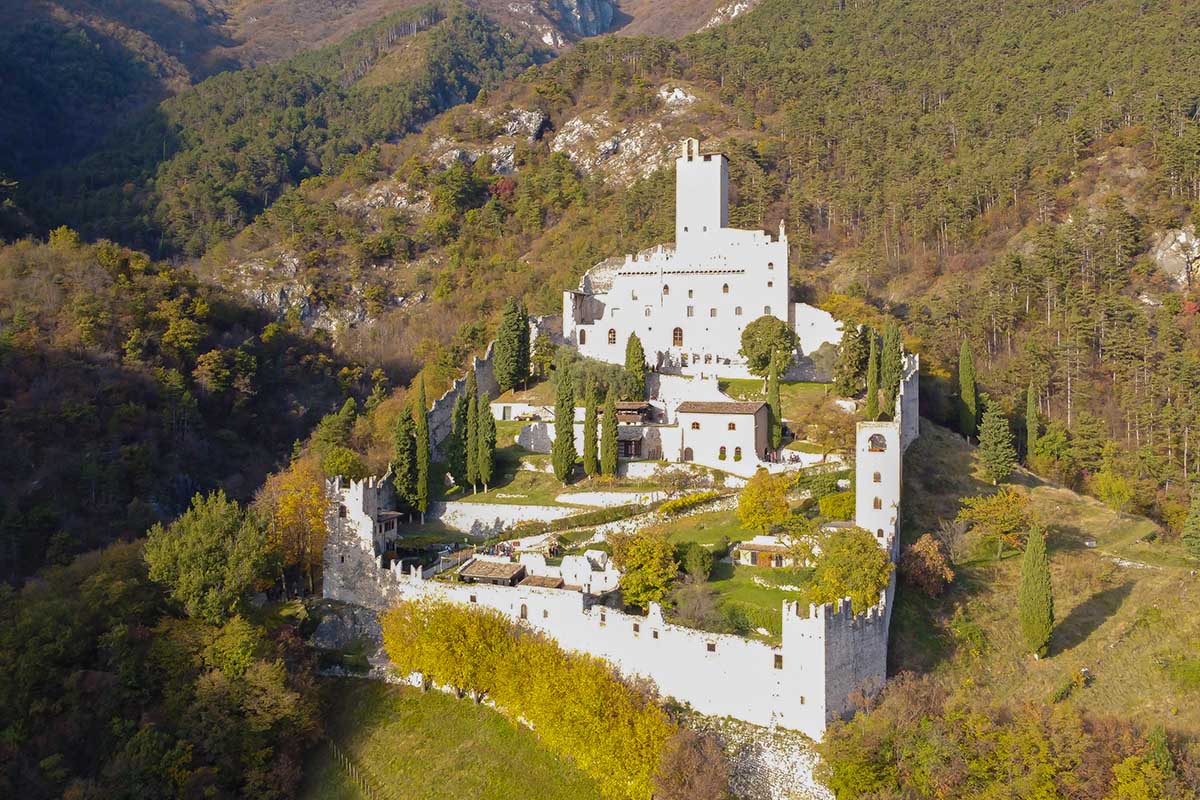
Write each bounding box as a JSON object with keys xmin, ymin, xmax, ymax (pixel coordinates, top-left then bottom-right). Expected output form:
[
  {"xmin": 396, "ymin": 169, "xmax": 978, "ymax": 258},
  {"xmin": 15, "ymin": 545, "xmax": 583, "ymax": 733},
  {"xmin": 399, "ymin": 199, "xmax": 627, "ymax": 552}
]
[
  {"xmin": 382, "ymin": 600, "xmax": 674, "ymax": 800},
  {"xmin": 657, "ymin": 490, "xmax": 722, "ymax": 516},
  {"xmin": 504, "ymin": 502, "xmax": 652, "ymax": 541}
]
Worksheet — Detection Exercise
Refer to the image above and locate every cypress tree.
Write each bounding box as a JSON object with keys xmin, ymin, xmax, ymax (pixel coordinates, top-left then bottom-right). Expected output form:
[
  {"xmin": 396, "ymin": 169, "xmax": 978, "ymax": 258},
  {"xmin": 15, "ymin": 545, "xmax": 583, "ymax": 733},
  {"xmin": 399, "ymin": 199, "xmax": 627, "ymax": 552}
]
[
  {"xmin": 477, "ymin": 392, "xmax": 496, "ymax": 491},
  {"xmin": 552, "ymin": 375, "xmax": 576, "ymax": 484},
  {"xmin": 865, "ymin": 330, "xmax": 880, "ymax": 420},
  {"xmin": 880, "ymin": 322, "xmax": 902, "ymax": 416},
  {"xmin": 767, "ymin": 354, "xmax": 782, "ymax": 450},
  {"xmin": 1182, "ymin": 493, "xmax": 1200, "ymax": 559},
  {"xmin": 494, "ymin": 298, "xmax": 522, "ymax": 393},
  {"xmin": 582, "ymin": 383, "xmax": 598, "ymax": 478},
  {"xmin": 1025, "ymin": 382, "xmax": 1039, "ymax": 463},
  {"xmin": 447, "ymin": 393, "xmax": 469, "ymax": 487},
  {"xmin": 465, "ymin": 371, "xmax": 478, "ymax": 491},
  {"xmin": 516, "ymin": 300, "xmax": 530, "ymax": 389},
  {"xmin": 392, "ymin": 409, "xmax": 417, "ymax": 510},
  {"xmin": 624, "ymin": 333, "xmax": 647, "ymax": 400},
  {"xmin": 600, "ymin": 388, "xmax": 618, "ymax": 477},
  {"xmin": 413, "ymin": 378, "xmax": 430, "ymax": 523},
  {"xmin": 978, "ymin": 403, "xmax": 1017, "ymax": 485},
  {"xmin": 1018, "ymin": 526, "xmax": 1054, "ymax": 658},
  {"xmin": 959, "ymin": 340, "xmax": 978, "ymax": 439},
  {"xmin": 832, "ymin": 324, "xmax": 868, "ymax": 397}
]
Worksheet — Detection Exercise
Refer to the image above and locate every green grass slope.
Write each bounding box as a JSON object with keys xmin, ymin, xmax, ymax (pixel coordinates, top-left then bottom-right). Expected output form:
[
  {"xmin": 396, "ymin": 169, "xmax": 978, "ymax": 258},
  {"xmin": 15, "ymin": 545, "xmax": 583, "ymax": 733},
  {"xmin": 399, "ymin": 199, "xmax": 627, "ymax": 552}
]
[
  {"xmin": 893, "ymin": 420, "xmax": 1200, "ymax": 735},
  {"xmin": 301, "ymin": 679, "xmax": 603, "ymax": 800}
]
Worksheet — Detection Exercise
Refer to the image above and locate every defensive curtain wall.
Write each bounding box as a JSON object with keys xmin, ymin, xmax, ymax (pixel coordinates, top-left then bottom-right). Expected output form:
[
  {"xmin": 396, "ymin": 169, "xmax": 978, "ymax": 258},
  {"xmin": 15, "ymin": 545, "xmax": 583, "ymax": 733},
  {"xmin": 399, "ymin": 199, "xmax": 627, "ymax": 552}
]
[{"xmin": 324, "ymin": 353, "xmax": 919, "ymax": 740}]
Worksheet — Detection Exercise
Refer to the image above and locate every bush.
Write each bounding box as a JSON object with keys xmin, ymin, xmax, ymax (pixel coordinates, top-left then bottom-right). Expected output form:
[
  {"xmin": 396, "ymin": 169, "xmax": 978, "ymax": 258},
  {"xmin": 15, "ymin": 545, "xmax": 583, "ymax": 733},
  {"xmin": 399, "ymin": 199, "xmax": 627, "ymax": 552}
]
[
  {"xmin": 899, "ymin": 534, "xmax": 955, "ymax": 597},
  {"xmin": 658, "ymin": 491, "xmax": 721, "ymax": 516},
  {"xmin": 818, "ymin": 490, "xmax": 855, "ymax": 520}
]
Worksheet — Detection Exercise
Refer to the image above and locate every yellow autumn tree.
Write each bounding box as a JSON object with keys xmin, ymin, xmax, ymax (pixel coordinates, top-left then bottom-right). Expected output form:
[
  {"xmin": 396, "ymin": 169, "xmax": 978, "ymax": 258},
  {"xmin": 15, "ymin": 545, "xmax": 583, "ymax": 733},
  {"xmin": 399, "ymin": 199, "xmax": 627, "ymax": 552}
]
[{"xmin": 256, "ymin": 457, "xmax": 328, "ymax": 594}]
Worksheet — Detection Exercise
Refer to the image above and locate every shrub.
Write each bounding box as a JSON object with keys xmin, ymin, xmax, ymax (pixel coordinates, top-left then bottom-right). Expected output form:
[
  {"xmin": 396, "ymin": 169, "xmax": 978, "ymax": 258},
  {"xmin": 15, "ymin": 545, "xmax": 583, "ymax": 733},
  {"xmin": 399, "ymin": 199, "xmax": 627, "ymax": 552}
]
[
  {"xmin": 659, "ymin": 491, "xmax": 721, "ymax": 516},
  {"xmin": 818, "ymin": 490, "xmax": 855, "ymax": 520},
  {"xmin": 899, "ymin": 534, "xmax": 955, "ymax": 596}
]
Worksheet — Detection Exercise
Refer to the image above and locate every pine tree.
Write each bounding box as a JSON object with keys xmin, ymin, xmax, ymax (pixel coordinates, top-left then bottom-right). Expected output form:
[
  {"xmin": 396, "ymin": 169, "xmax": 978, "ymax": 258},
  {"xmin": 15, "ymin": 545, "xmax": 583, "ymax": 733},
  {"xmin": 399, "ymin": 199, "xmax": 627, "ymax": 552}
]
[
  {"xmin": 832, "ymin": 325, "xmax": 868, "ymax": 397},
  {"xmin": 516, "ymin": 300, "xmax": 530, "ymax": 389},
  {"xmin": 880, "ymin": 322, "xmax": 903, "ymax": 416},
  {"xmin": 600, "ymin": 388, "xmax": 618, "ymax": 477},
  {"xmin": 959, "ymin": 340, "xmax": 978, "ymax": 439},
  {"xmin": 413, "ymin": 379, "xmax": 430, "ymax": 523},
  {"xmin": 477, "ymin": 392, "xmax": 496, "ymax": 491},
  {"xmin": 625, "ymin": 333, "xmax": 647, "ymax": 400},
  {"xmin": 767, "ymin": 354, "xmax": 782, "ymax": 450},
  {"xmin": 447, "ymin": 393, "xmax": 469, "ymax": 487},
  {"xmin": 465, "ymin": 371, "xmax": 479, "ymax": 491},
  {"xmin": 494, "ymin": 298, "xmax": 523, "ymax": 393},
  {"xmin": 1018, "ymin": 526, "xmax": 1054, "ymax": 658},
  {"xmin": 1025, "ymin": 381, "xmax": 1039, "ymax": 463},
  {"xmin": 392, "ymin": 409, "xmax": 416, "ymax": 510},
  {"xmin": 865, "ymin": 330, "xmax": 880, "ymax": 420},
  {"xmin": 978, "ymin": 403, "xmax": 1017, "ymax": 484},
  {"xmin": 1182, "ymin": 492, "xmax": 1200, "ymax": 559},
  {"xmin": 582, "ymin": 383, "xmax": 598, "ymax": 478},
  {"xmin": 552, "ymin": 375, "xmax": 576, "ymax": 484}
]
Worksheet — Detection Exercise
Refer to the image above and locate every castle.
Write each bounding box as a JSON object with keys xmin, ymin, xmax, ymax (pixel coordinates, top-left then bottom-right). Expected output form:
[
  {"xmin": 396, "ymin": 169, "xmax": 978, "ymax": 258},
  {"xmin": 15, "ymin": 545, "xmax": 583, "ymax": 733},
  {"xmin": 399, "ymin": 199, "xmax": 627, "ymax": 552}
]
[
  {"xmin": 563, "ymin": 138, "xmax": 841, "ymax": 379},
  {"xmin": 321, "ymin": 139, "xmax": 921, "ymax": 740}
]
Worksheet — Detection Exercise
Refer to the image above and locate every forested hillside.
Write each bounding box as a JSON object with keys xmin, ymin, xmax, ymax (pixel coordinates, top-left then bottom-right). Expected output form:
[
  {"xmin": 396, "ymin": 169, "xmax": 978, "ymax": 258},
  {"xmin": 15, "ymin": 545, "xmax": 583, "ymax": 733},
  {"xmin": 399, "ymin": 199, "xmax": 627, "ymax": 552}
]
[{"xmin": 0, "ymin": 231, "xmax": 355, "ymax": 581}]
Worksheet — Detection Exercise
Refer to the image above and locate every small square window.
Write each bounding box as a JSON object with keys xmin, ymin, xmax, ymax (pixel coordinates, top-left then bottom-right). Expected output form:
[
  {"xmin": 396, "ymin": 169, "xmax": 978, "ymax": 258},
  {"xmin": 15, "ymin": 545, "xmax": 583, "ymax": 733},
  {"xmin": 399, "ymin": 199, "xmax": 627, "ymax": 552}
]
[
  {"xmin": 768, "ymin": 281, "xmax": 774, "ymax": 288},
  {"xmin": 470, "ymin": 595, "xmax": 477, "ymax": 603},
  {"xmin": 774, "ymin": 654, "xmax": 783, "ymax": 669},
  {"xmin": 706, "ymin": 642, "xmax": 716, "ymax": 653}
]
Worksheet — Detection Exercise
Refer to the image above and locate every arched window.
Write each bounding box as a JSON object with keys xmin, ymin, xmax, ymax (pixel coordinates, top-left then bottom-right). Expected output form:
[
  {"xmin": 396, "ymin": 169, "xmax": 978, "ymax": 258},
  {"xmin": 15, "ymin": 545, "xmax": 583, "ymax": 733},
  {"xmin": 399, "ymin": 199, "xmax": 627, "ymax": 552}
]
[
  {"xmin": 520, "ymin": 604, "xmax": 528, "ymax": 620},
  {"xmin": 734, "ymin": 446, "xmax": 742, "ymax": 461},
  {"xmin": 673, "ymin": 327, "xmax": 683, "ymax": 347},
  {"xmin": 644, "ymin": 307, "xmax": 651, "ymax": 317},
  {"xmin": 688, "ymin": 289, "xmax": 694, "ymax": 298},
  {"xmin": 735, "ymin": 306, "xmax": 743, "ymax": 316},
  {"xmin": 768, "ymin": 262, "xmax": 775, "ymax": 270},
  {"xmin": 663, "ymin": 285, "xmax": 670, "ymax": 295},
  {"xmin": 631, "ymin": 290, "xmax": 638, "ymax": 300},
  {"xmin": 728, "ymin": 422, "xmax": 737, "ymax": 431},
  {"xmin": 873, "ymin": 471, "xmax": 882, "ymax": 483},
  {"xmin": 876, "ymin": 529, "xmax": 884, "ymax": 538},
  {"xmin": 704, "ymin": 354, "xmax": 712, "ymax": 364},
  {"xmin": 873, "ymin": 497, "xmax": 882, "ymax": 510},
  {"xmin": 719, "ymin": 446, "xmax": 727, "ymax": 460},
  {"xmin": 691, "ymin": 421, "xmax": 701, "ymax": 430},
  {"xmin": 683, "ymin": 447, "xmax": 694, "ymax": 461},
  {"xmin": 722, "ymin": 283, "xmax": 729, "ymax": 294},
  {"xmin": 868, "ymin": 433, "xmax": 887, "ymax": 452},
  {"xmin": 767, "ymin": 281, "xmax": 774, "ymax": 288},
  {"xmin": 764, "ymin": 306, "xmax": 772, "ymax": 315},
  {"xmin": 578, "ymin": 329, "xmax": 586, "ymax": 345},
  {"xmin": 608, "ymin": 328, "xmax": 617, "ymax": 345},
  {"xmin": 710, "ymin": 308, "xmax": 717, "ymax": 317}
]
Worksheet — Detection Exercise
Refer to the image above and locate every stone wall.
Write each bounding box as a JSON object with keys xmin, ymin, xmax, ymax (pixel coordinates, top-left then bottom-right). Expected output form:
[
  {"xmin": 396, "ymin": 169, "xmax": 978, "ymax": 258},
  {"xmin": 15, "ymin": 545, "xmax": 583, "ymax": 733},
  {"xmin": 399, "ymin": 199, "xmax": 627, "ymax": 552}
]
[
  {"xmin": 428, "ymin": 342, "xmax": 499, "ymax": 450},
  {"xmin": 427, "ymin": 500, "xmax": 579, "ymax": 538}
]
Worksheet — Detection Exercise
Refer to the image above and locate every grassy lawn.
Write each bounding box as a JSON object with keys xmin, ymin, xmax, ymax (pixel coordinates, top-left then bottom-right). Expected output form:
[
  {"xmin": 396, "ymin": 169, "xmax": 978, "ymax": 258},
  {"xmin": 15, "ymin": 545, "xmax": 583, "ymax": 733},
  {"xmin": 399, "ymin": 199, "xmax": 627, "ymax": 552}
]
[
  {"xmin": 644, "ymin": 508, "xmax": 752, "ymax": 547},
  {"xmin": 893, "ymin": 419, "xmax": 1200, "ymax": 736},
  {"xmin": 785, "ymin": 440, "xmax": 825, "ymax": 454},
  {"xmin": 301, "ymin": 679, "xmax": 603, "ymax": 800},
  {"xmin": 718, "ymin": 378, "xmax": 829, "ymax": 422},
  {"xmin": 494, "ymin": 379, "xmax": 556, "ymax": 407}
]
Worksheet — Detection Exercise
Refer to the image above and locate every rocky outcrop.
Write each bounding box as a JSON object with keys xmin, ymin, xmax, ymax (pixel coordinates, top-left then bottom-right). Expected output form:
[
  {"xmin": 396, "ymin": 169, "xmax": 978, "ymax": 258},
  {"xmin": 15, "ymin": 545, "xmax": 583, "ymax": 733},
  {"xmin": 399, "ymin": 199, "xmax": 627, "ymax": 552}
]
[
  {"xmin": 702, "ymin": 0, "xmax": 762, "ymax": 30},
  {"xmin": 1151, "ymin": 226, "xmax": 1199, "ymax": 289}
]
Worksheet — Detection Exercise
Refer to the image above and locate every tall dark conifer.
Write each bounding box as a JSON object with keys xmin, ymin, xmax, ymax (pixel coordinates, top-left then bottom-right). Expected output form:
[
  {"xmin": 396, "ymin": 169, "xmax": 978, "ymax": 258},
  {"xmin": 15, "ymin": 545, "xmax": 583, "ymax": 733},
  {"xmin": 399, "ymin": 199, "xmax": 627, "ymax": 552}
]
[
  {"xmin": 465, "ymin": 370, "xmax": 479, "ymax": 491},
  {"xmin": 413, "ymin": 378, "xmax": 430, "ymax": 523},
  {"xmin": 582, "ymin": 383, "xmax": 598, "ymax": 478},
  {"xmin": 959, "ymin": 340, "xmax": 978, "ymax": 439},
  {"xmin": 552, "ymin": 375, "xmax": 576, "ymax": 484},
  {"xmin": 767, "ymin": 355, "xmax": 782, "ymax": 451},
  {"xmin": 600, "ymin": 388, "xmax": 618, "ymax": 477},
  {"xmin": 477, "ymin": 392, "xmax": 496, "ymax": 491},
  {"xmin": 865, "ymin": 330, "xmax": 880, "ymax": 420},
  {"xmin": 1018, "ymin": 527, "xmax": 1054, "ymax": 658}
]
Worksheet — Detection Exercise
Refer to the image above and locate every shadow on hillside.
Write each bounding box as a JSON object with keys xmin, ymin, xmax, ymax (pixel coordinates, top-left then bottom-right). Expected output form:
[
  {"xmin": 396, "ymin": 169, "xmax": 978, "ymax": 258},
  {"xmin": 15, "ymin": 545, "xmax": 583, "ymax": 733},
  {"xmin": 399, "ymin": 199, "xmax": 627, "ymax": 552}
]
[{"xmin": 1051, "ymin": 581, "xmax": 1133, "ymax": 656}]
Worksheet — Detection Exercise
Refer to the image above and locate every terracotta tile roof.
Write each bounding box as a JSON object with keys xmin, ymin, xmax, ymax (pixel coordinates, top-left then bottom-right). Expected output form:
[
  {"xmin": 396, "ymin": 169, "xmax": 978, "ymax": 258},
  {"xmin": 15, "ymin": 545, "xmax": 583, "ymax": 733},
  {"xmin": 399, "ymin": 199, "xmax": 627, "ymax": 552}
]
[
  {"xmin": 459, "ymin": 559, "xmax": 525, "ymax": 581},
  {"xmin": 676, "ymin": 400, "xmax": 766, "ymax": 415},
  {"xmin": 519, "ymin": 575, "xmax": 564, "ymax": 589}
]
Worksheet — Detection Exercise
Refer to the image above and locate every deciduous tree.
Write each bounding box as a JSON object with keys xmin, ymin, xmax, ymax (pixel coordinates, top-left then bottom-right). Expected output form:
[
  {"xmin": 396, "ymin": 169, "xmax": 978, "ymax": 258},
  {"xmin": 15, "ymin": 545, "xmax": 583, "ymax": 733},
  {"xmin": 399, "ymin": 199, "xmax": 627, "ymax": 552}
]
[
  {"xmin": 957, "ymin": 486, "xmax": 1032, "ymax": 557},
  {"xmin": 738, "ymin": 468, "xmax": 790, "ymax": 533},
  {"xmin": 616, "ymin": 532, "xmax": 678, "ymax": 610},
  {"xmin": 810, "ymin": 527, "xmax": 894, "ymax": 614},
  {"xmin": 739, "ymin": 315, "xmax": 798, "ymax": 377},
  {"xmin": 144, "ymin": 491, "xmax": 270, "ymax": 624},
  {"xmin": 899, "ymin": 534, "xmax": 955, "ymax": 597}
]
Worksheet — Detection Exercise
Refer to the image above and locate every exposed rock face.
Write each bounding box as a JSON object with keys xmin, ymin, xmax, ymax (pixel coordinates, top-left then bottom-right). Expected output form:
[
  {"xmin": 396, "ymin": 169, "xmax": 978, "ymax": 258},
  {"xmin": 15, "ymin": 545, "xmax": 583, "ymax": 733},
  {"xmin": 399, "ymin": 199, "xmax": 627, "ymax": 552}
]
[
  {"xmin": 1151, "ymin": 225, "xmax": 1199, "ymax": 289},
  {"xmin": 702, "ymin": 0, "xmax": 762, "ymax": 30},
  {"xmin": 551, "ymin": 0, "xmax": 616, "ymax": 37}
]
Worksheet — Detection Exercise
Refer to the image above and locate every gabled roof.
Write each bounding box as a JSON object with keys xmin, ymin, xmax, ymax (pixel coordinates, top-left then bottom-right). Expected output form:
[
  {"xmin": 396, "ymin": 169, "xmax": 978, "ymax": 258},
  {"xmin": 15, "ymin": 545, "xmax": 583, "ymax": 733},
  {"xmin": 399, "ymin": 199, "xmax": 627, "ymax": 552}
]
[{"xmin": 676, "ymin": 400, "xmax": 766, "ymax": 415}]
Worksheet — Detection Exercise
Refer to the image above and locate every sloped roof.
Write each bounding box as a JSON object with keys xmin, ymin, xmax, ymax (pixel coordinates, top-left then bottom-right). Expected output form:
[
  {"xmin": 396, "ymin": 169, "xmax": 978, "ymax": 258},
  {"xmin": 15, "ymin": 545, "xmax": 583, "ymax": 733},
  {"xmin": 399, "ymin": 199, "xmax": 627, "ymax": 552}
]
[
  {"xmin": 676, "ymin": 401, "xmax": 766, "ymax": 415},
  {"xmin": 459, "ymin": 559, "xmax": 524, "ymax": 581}
]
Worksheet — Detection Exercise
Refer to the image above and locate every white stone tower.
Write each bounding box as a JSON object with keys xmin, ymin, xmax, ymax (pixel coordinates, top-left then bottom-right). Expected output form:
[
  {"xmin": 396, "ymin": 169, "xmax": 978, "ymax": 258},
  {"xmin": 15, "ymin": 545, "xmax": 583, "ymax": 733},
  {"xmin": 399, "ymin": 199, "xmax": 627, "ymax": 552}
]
[{"xmin": 675, "ymin": 137, "xmax": 729, "ymax": 248}]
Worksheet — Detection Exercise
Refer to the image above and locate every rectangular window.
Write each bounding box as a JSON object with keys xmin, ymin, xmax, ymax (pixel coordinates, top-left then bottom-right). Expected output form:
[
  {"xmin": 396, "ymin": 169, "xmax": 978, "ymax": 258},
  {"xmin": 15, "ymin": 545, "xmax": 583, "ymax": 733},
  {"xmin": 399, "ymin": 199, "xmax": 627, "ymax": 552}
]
[
  {"xmin": 600, "ymin": 612, "xmax": 607, "ymax": 626},
  {"xmin": 774, "ymin": 654, "xmax": 783, "ymax": 669},
  {"xmin": 688, "ymin": 289, "xmax": 694, "ymax": 298},
  {"xmin": 687, "ymin": 306, "xmax": 694, "ymax": 317},
  {"xmin": 652, "ymin": 630, "xmax": 659, "ymax": 639},
  {"xmin": 469, "ymin": 595, "xmax": 477, "ymax": 603},
  {"xmin": 633, "ymin": 622, "xmax": 640, "ymax": 634},
  {"xmin": 706, "ymin": 642, "xmax": 716, "ymax": 653},
  {"xmin": 710, "ymin": 308, "xmax": 717, "ymax": 317},
  {"xmin": 543, "ymin": 610, "xmax": 549, "ymax": 619},
  {"xmin": 800, "ymin": 696, "xmax": 806, "ymax": 705}
]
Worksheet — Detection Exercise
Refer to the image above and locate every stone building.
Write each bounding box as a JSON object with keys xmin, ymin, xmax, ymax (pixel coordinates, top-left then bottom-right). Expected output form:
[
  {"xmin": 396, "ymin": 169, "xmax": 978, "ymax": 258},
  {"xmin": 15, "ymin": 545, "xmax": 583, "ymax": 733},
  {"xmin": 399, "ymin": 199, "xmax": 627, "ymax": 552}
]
[{"xmin": 563, "ymin": 138, "xmax": 841, "ymax": 379}]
